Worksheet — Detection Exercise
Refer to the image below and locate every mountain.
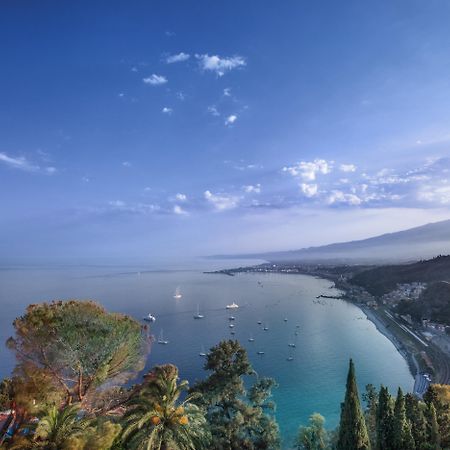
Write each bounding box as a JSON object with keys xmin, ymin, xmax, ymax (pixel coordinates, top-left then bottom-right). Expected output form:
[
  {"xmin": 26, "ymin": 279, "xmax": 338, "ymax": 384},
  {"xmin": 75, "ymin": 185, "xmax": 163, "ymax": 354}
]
[{"xmin": 217, "ymin": 219, "xmax": 450, "ymax": 264}]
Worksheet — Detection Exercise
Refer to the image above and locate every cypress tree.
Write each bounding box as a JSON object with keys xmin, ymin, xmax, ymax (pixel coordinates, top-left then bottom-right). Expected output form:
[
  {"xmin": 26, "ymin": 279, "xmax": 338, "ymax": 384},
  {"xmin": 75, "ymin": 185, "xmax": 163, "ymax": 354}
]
[
  {"xmin": 337, "ymin": 359, "xmax": 371, "ymax": 450},
  {"xmin": 405, "ymin": 393, "xmax": 428, "ymax": 450},
  {"xmin": 428, "ymin": 403, "xmax": 441, "ymax": 450},
  {"xmin": 392, "ymin": 387, "xmax": 415, "ymax": 450},
  {"xmin": 376, "ymin": 386, "xmax": 393, "ymax": 450}
]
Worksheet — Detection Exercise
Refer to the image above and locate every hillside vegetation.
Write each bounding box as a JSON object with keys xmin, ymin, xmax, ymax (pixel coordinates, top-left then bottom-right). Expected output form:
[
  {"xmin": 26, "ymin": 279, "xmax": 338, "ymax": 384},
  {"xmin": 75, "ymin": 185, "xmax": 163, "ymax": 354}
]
[{"xmin": 350, "ymin": 255, "xmax": 450, "ymax": 297}]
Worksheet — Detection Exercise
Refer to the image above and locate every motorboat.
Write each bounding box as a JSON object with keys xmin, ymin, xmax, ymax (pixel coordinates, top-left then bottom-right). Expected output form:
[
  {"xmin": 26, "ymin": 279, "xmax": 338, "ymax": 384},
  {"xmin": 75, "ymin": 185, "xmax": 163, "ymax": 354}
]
[
  {"xmin": 157, "ymin": 329, "xmax": 169, "ymax": 345},
  {"xmin": 144, "ymin": 314, "xmax": 156, "ymax": 322},
  {"xmin": 193, "ymin": 304, "xmax": 204, "ymax": 319},
  {"xmin": 173, "ymin": 287, "xmax": 182, "ymax": 299},
  {"xmin": 226, "ymin": 302, "xmax": 239, "ymax": 309}
]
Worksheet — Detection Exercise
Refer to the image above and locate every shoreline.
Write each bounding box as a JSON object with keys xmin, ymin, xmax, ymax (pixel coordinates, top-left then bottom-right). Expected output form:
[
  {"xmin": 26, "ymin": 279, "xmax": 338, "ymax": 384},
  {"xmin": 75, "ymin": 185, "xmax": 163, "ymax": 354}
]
[{"xmin": 358, "ymin": 304, "xmax": 418, "ymax": 379}]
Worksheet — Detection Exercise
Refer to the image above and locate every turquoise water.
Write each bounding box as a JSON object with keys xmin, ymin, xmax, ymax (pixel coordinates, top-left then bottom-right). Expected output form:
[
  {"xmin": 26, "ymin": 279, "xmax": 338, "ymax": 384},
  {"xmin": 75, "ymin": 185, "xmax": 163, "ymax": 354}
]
[{"xmin": 0, "ymin": 265, "xmax": 413, "ymax": 448}]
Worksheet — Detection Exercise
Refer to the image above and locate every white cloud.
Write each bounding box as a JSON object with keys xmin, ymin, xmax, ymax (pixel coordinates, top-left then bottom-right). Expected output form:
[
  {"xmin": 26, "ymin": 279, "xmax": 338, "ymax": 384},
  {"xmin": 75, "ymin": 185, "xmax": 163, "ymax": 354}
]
[
  {"xmin": 300, "ymin": 183, "xmax": 318, "ymax": 197},
  {"xmin": 243, "ymin": 184, "xmax": 261, "ymax": 194},
  {"xmin": 327, "ymin": 190, "xmax": 362, "ymax": 206},
  {"xmin": 122, "ymin": 161, "xmax": 132, "ymax": 167},
  {"xmin": 175, "ymin": 193, "xmax": 187, "ymax": 201},
  {"xmin": 204, "ymin": 190, "xmax": 239, "ymax": 211},
  {"xmin": 207, "ymin": 105, "xmax": 220, "ymax": 116},
  {"xmin": 173, "ymin": 205, "xmax": 188, "ymax": 215},
  {"xmin": 166, "ymin": 52, "xmax": 190, "ymax": 64},
  {"xmin": 225, "ymin": 115, "xmax": 237, "ymax": 126},
  {"xmin": 196, "ymin": 54, "xmax": 246, "ymax": 77},
  {"xmin": 131, "ymin": 67, "xmax": 138, "ymax": 72},
  {"xmin": 283, "ymin": 159, "xmax": 333, "ymax": 181},
  {"xmin": 143, "ymin": 74, "xmax": 168, "ymax": 86},
  {"xmin": 223, "ymin": 88, "xmax": 232, "ymax": 97},
  {"xmin": 0, "ymin": 152, "xmax": 56, "ymax": 174},
  {"xmin": 340, "ymin": 163, "xmax": 357, "ymax": 173},
  {"xmin": 162, "ymin": 107, "xmax": 173, "ymax": 114}
]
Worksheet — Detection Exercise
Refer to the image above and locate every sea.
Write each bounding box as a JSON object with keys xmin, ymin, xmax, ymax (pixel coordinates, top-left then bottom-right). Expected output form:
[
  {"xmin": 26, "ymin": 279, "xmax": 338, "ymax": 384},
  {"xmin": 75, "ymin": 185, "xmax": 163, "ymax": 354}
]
[{"xmin": 0, "ymin": 260, "xmax": 413, "ymax": 448}]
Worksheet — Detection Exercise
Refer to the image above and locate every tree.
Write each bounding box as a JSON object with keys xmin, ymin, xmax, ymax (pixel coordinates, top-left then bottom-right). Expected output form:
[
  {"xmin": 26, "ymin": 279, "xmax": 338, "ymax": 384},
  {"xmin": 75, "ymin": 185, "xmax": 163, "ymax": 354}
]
[
  {"xmin": 296, "ymin": 413, "xmax": 329, "ymax": 450},
  {"xmin": 375, "ymin": 386, "xmax": 392, "ymax": 450},
  {"xmin": 362, "ymin": 384, "xmax": 378, "ymax": 448},
  {"xmin": 63, "ymin": 420, "xmax": 122, "ymax": 450},
  {"xmin": 428, "ymin": 403, "xmax": 441, "ymax": 450},
  {"xmin": 192, "ymin": 340, "xmax": 280, "ymax": 450},
  {"xmin": 405, "ymin": 393, "xmax": 428, "ymax": 450},
  {"xmin": 0, "ymin": 378, "xmax": 14, "ymax": 410},
  {"xmin": 424, "ymin": 385, "xmax": 450, "ymax": 447},
  {"xmin": 392, "ymin": 388, "xmax": 415, "ymax": 450},
  {"xmin": 336, "ymin": 359, "xmax": 370, "ymax": 450},
  {"xmin": 7, "ymin": 300, "xmax": 148, "ymax": 408},
  {"xmin": 9, "ymin": 404, "xmax": 90, "ymax": 449},
  {"xmin": 121, "ymin": 364, "xmax": 211, "ymax": 450}
]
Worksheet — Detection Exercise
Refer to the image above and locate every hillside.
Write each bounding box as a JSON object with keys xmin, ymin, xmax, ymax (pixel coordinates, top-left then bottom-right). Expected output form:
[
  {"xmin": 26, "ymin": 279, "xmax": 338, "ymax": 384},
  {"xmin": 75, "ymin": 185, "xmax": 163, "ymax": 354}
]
[
  {"xmin": 216, "ymin": 219, "xmax": 450, "ymax": 264},
  {"xmin": 350, "ymin": 255, "xmax": 450, "ymax": 297},
  {"xmin": 397, "ymin": 281, "xmax": 450, "ymax": 324}
]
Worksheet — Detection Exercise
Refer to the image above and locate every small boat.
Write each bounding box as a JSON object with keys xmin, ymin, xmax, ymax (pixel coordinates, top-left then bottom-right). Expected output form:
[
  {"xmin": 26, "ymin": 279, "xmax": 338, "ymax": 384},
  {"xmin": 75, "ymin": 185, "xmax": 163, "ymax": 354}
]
[
  {"xmin": 173, "ymin": 287, "xmax": 182, "ymax": 299},
  {"xmin": 288, "ymin": 343, "xmax": 296, "ymax": 348},
  {"xmin": 287, "ymin": 356, "xmax": 294, "ymax": 361},
  {"xmin": 229, "ymin": 323, "xmax": 234, "ymax": 328},
  {"xmin": 157, "ymin": 329, "xmax": 169, "ymax": 345},
  {"xmin": 193, "ymin": 304, "xmax": 204, "ymax": 319},
  {"xmin": 257, "ymin": 321, "xmax": 262, "ymax": 325},
  {"xmin": 263, "ymin": 325, "xmax": 269, "ymax": 331},
  {"xmin": 257, "ymin": 351, "xmax": 265, "ymax": 355},
  {"xmin": 144, "ymin": 314, "xmax": 156, "ymax": 322},
  {"xmin": 226, "ymin": 302, "xmax": 239, "ymax": 309},
  {"xmin": 284, "ymin": 318, "xmax": 288, "ymax": 322},
  {"xmin": 230, "ymin": 331, "xmax": 235, "ymax": 335},
  {"xmin": 248, "ymin": 334, "xmax": 255, "ymax": 342},
  {"xmin": 228, "ymin": 316, "xmax": 235, "ymax": 321},
  {"xmin": 199, "ymin": 345, "xmax": 206, "ymax": 357}
]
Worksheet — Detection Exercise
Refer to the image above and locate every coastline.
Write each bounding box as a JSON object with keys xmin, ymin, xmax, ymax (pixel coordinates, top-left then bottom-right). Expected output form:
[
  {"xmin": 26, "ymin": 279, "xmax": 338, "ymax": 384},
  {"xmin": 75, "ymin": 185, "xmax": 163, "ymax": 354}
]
[{"xmin": 358, "ymin": 304, "xmax": 418, "ymax": 379}]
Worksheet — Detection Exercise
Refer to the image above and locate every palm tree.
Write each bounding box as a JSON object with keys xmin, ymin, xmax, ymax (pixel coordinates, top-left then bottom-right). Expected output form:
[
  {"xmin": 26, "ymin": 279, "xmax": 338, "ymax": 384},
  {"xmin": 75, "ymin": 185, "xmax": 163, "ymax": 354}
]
[
  {"xmin": 10, "ymin": 403, "xmax": 89, "ymax": 449},
  {"xmin": 121, "ymin": 364, "xmax": 211, "ymax": 450}
]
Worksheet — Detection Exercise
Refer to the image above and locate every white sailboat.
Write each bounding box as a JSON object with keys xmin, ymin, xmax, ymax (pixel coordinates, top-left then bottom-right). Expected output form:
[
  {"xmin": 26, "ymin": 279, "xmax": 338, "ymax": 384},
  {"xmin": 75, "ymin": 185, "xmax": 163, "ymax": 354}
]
[
  {"xmin": 173, "ymin": 287, "xmax": 182, "ymax": 299},
  {"xmin": 157, "ymin": 329, "xmax": 169, "ymax": 345},
  {"xmin": 193, "ymin": 304, "xmax": 204, "ymax": 319},
  {"xmin": 199, "ymin": 345, "xmax": 207, "ymax": 357},
  {"xmin": 248, "ymin": 333, "xmax": 255, "ymax": 342},
  {"xmin": 226, "ymin": 302, "xmax": 239, "ymax": 309}
]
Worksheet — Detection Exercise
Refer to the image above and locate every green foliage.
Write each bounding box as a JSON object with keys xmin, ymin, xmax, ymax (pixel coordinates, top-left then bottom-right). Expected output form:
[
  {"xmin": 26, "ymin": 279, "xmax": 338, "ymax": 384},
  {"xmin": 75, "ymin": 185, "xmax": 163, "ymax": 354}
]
[
  {"xmin": 376, "ymin": 386, "xmax": 393, "ymax": 450},
  {"xmin": 362, "ymin": 384, "xmax": 378, "ymax": 449},
  {"xmin": 428, "ymin": 403, "xmax": 441, "ymax": 450},
  {"xmin": 193, "ymin": 340, "xmax": 280, "ymax": 450},
  {"xmin": 336, "ymin": 359, "xmax": 370, "ymax": 450},
  {"xmin": 7, "ymin": 300, "xmax": 148, "ymax": 408},
  {"xmin": 0, "ymin": 378, "xmax": 14, "ymax": 410},
  {"xmin": 62, "ymin": 419, "xmax": 122, "ymax": 450},
  {"xmin": 391, "ymin": 388, "xmax": 414, "ymax": 450},
  {"xmin": 296, "ymin": 413, "xmax": 329, "ymax": 450},
  {"xmin": 351, "ymin": 255, "xmax": 450, "ymax": 297},
  {"xmin": 405, "ymin": 393, "xmax": 428, "ymax": 450},
  {"xmin": 121, "ymin": 364, "xmax": 211, "ymax": 450}
]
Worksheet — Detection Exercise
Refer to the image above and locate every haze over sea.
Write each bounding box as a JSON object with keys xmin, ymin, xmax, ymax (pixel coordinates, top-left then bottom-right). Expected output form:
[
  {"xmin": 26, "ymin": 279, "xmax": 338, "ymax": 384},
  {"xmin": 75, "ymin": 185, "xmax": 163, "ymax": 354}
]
[{"xmin": 0, "ymin": 260, "xmax": 412, "ymax": 447}]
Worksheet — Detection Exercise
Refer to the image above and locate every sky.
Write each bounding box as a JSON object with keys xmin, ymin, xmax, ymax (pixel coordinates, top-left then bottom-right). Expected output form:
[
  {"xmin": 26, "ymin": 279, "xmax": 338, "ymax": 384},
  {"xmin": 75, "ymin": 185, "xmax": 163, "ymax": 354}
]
[{"xmin": 1, "ymin": 0, "xmax": 450, "ymax": 264}]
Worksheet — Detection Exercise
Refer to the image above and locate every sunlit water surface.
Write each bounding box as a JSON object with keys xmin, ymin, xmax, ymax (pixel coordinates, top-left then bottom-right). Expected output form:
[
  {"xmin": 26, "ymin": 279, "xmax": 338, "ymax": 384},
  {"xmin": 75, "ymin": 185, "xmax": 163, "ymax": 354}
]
[{"xmin": 0, "ymin": 262, "xmax": 413, "ymax": 448}]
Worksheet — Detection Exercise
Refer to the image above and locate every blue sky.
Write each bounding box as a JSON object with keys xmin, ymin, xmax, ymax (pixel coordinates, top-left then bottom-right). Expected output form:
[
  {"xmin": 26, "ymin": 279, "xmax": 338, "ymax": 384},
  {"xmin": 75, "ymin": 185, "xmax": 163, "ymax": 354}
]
[{"xmin": 2, "ymin": 0, "xmax": 450, "ymax": 264}]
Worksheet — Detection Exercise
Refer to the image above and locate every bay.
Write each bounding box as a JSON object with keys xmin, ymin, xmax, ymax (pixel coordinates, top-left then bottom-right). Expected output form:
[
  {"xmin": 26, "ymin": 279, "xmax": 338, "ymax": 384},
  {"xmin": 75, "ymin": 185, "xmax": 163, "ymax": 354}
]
[{"xmin": 0, "ymin": 263, "xmax": 413, "ymax": 448}]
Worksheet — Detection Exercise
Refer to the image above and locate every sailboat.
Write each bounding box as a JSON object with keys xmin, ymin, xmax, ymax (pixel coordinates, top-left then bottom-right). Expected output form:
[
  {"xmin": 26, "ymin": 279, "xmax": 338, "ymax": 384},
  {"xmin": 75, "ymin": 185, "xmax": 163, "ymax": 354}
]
[
  {"xmin": 199, "ymin": 345, "xmax": 207, "ymax": 357},
  {"xmin": 173, "ymin": 287, "xmax": 182, "ymax": 299},
  {"xmin": 226, "ymin": 302, "xmax": 239, "ymax": 309},
  {"xmin": 193, "ymin": 304, "xmax": 204, "ymax": 319},
  {"xmin": 157, "ymin": 329, "xmax": 169, "ymax": 345},
  {"xmin": 248, "ymin": 333, "xmax": 255, "ymax": 342}
]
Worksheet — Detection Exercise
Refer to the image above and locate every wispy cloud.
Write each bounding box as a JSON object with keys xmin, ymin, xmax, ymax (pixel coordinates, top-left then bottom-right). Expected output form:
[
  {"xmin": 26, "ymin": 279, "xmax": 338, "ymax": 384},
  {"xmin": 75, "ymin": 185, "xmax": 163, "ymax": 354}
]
[
  {"xmin": 196, "ymin": 54, "xmax": 246, "ymax": 77},
  {"xmin": 225, "ymin": 114, "xmax": 237, "ymax": 126},
  {"xmin": 207, "ymin": 105, "xmax": 220, "ymax": 116},
  {"xmin": 175, "ymin": 193, "xmax": 187, "ymax": 201},
  {"xmin": 223, "ymin": 87, "xmax": 232, "ymax": 97},
  {"xmin": 143, "ymin": 74, "xmax": 168, "ymax": 86},
  {"xmin": 0, "ymin": 152, "xmax": 56, "ymax": 174},
  {"xmin": 162, "ymin": 107, "xmax": 173, "ymax": 114},
  {"xmin": 300, "ymin": 183, "xmax": 318, "ymax": 198},
  {"xmin": 122, "ymin": 161, "xmax": 132, "ymax": 167},
  {"xmin": 204, "ymin": 190, "xmax": 239, "ymax": 211},
  {"xmin": 243, "ymin": 184, "xmax": 261, "ymax": 194},
  {"xmin": 173, "ymin": 205, "xmax": 188, "ymax": 215},
  {"xmin": 166, "ymin": 52, "xmax": 190, "ymax": 64},
  {"xmin": 340, "ymin": 163, "xmax": 357, "ymax": 173}
]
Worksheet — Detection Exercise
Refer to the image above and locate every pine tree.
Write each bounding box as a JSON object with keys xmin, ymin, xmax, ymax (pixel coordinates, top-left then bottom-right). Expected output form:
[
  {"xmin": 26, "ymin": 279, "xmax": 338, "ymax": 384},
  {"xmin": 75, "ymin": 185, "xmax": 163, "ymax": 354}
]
[
  {"xmin": 376, "ymin": 386, "xmax": 393, "ymax": 450},
  {"xmin": 392, "ymin": 387, "xmax": 415, "ymax": 450},
  {"xmin": 428, "ymin": 403, "xmax": 441, "ymax": 450},
  {"xmin": 337, "ymin": 359, "xmax": 371, "ymax": 450}
]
